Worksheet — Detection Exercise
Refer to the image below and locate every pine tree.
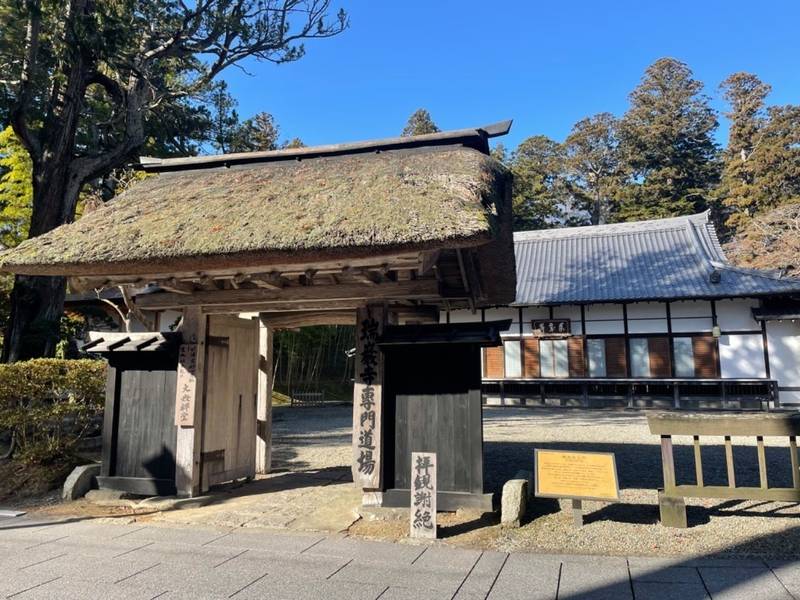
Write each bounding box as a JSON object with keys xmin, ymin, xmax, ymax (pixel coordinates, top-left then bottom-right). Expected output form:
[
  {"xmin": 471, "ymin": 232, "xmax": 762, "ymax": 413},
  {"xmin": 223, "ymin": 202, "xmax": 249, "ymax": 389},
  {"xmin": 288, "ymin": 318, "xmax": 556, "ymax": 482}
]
[
  {"xmin": 490, "ymin": 143, "xmax": 508, "ymax": 164},
  {"xmin": 718, "ymin": 73, "xmax": 800, "ymax": 230},
  {"xmin": 401, "ymin": 109, "xmax": 440, "ymax": 136},
  {"xmin": 563, "ymin": 113, "xmax": 623, "ymax": 225},
  {"xmin": 508, "ymin": 135, "xmax": 567, "ymax": 230},
  {"xmin": 282, "ymin": 138, "xmax": 306, "ymax": 149},
  {"xmin": 232, "ymin": 112, "xmax": 281, "ymax": 152},
  {"xmin": 717, "ymin": 72, "xmax": 772, "ymax": 229},
  {"xmin": 210, "ymin": 83, "xmax": 241, "ymax": 154},
  {"xmin": 617, "ymin": 58, "xmax": 720, "ymax": 221}
]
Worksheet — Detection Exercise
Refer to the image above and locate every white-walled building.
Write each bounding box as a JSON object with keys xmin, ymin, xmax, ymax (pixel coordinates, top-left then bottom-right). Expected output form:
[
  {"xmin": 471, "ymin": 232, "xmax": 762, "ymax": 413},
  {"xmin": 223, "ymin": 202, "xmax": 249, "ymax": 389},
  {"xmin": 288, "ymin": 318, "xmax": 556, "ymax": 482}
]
[{"xmin": 444, "ymin": 212, "xmax": 800, "ymax": 409}]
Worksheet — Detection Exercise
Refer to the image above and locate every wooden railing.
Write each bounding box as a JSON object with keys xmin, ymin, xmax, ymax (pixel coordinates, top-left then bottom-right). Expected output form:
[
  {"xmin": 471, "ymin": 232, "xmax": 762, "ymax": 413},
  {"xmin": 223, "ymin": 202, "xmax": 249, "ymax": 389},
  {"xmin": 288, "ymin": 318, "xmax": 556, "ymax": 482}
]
[{"xmin": 647, "ymin": 412, "xmax": 800, "ymax": 527}]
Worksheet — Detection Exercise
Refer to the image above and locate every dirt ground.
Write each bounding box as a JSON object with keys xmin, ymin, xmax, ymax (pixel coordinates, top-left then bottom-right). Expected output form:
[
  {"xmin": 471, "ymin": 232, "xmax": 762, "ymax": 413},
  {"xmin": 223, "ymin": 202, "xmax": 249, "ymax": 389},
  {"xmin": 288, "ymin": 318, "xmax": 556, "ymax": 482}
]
[{"xmin": 25, "ymin": 404, "xmax": 800, "ymax": 559}]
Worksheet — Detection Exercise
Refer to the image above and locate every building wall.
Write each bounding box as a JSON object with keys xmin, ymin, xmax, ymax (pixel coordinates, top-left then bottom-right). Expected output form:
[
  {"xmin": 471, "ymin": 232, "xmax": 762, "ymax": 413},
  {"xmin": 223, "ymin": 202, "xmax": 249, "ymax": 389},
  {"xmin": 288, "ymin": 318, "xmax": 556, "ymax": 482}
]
[
  {"xmin": 447, "ymin": 298, "xmax": 799, "ymax": 404},
  {"xmin": 766, "ymin": 320, "xmax": 800, "ymax": 405}
]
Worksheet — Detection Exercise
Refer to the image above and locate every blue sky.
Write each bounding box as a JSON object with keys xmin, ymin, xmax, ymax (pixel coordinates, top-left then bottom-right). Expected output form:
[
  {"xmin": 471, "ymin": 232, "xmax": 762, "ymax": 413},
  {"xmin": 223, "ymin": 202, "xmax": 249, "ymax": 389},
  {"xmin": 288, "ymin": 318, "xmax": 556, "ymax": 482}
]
[{"xmin": 222, "ymin": 0, "xmax": 800, "ymax": 152}]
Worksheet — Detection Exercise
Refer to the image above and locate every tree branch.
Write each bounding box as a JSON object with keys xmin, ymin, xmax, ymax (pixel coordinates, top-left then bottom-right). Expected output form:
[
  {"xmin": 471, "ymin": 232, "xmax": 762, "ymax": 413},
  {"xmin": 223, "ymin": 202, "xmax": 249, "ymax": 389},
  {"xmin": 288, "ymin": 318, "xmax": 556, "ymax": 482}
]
[{"xmin": 10, "ymin": 2, "xmax": 43, "ymax": 162}]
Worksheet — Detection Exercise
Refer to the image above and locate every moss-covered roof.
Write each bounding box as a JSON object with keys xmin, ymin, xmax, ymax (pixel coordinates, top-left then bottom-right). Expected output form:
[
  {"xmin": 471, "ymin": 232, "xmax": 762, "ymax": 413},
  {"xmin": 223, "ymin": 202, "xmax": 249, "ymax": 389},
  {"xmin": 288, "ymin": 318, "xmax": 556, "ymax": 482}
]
[{"xmin": 0, "ymin": 146, "xmax": 507, "ymax": 276}]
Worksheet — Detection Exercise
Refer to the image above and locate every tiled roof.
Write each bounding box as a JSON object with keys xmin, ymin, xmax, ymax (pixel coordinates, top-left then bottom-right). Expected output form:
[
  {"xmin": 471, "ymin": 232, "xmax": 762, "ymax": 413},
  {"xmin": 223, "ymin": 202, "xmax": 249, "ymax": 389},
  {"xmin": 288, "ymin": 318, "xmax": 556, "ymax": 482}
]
[{"xmin": 513, "ymin": 212, "xmax": 800, "ymax": 305}]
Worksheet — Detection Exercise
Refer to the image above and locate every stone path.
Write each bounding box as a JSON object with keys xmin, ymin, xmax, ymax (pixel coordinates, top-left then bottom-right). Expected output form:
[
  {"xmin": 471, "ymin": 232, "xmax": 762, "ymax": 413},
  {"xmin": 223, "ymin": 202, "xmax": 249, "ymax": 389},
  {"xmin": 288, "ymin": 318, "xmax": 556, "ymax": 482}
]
[{"xmin": 2, "ymin": 515, "xmax": 800, "ymax": 599}]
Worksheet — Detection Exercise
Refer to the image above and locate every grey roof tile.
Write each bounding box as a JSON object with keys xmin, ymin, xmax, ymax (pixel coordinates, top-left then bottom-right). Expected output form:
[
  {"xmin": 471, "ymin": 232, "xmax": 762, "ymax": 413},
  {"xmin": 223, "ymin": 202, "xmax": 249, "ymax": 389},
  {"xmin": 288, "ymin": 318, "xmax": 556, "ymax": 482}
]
[{"xmin": 512, "ymin": 211, "xmax": 800, "ymax": 305}]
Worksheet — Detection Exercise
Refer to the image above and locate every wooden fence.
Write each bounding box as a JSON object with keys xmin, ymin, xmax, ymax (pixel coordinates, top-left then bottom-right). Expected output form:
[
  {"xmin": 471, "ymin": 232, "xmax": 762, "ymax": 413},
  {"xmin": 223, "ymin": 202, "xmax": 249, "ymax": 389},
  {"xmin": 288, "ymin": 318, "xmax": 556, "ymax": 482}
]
[{"xmin": 647, "ymin": 412, "xmax": 800, "ymax": 527}]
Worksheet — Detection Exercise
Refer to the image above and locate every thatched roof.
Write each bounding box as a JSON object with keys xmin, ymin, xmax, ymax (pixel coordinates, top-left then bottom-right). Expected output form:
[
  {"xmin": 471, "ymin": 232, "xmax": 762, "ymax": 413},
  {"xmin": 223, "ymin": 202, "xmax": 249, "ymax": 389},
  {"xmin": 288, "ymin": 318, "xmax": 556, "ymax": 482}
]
[{"xmin": 0, "ymin": 144, "xmax": 508, "ymax": 277}]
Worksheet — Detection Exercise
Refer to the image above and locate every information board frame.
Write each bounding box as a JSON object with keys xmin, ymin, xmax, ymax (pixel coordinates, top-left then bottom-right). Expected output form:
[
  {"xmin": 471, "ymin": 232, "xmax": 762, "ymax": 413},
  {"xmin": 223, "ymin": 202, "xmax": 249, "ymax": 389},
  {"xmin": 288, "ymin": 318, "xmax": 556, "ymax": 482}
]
[{"xmin": 533, "ymin": 448, "xmax": 620, "ymax": 503}]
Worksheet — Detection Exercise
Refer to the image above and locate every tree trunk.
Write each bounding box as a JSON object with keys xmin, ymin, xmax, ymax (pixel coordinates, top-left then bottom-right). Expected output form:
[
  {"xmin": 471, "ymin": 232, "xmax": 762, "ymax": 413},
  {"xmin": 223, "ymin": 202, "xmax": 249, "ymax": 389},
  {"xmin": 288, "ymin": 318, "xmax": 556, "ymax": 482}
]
[{"xmin": 2, "ymin": 165, "xmax": 83, "ymax": 362}]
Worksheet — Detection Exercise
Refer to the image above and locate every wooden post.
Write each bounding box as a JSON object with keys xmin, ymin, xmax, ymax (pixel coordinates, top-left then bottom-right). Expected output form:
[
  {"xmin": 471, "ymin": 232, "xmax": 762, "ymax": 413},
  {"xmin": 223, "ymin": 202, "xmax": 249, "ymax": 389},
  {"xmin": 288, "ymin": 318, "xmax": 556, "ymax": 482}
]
[
  {"xmin": 352, "ymin": 304, "xmax": 387, "ymax": 505},
  {"xmin": 256, "ymin": 317, "xmax": 274, "ymax": 474},
  {"xmin": 175, "ymin": 307, "xmax": 207, "ymax": 497},
  {"xmin": 571, "ymin": 498, "xmax": 583, "ymax": 527}
]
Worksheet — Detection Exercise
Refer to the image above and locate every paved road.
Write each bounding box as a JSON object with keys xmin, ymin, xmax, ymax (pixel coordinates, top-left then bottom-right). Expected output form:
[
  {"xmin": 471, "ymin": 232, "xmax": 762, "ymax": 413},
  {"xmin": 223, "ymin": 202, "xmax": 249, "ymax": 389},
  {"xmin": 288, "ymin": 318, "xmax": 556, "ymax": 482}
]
[{"xmin": 1, "ymin": 516, "xmax": 800, "ymax": 600}]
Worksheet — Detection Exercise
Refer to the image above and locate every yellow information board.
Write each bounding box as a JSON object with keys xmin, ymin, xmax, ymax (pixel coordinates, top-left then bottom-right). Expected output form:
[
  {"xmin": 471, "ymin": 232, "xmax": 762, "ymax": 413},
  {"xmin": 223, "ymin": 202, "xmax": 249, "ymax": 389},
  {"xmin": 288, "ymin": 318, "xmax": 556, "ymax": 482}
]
[{"xmin": 534, "ymin": 449, "xmax": 619, "ymax": 502}]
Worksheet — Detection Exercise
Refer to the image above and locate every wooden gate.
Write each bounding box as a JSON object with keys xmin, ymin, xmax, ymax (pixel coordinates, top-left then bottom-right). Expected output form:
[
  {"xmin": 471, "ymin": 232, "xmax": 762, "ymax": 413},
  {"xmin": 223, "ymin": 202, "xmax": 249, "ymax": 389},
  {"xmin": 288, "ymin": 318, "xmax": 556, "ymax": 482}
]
[{"xmin": 201, "ymin": 315, "xmax": 259, "ymax": 490}]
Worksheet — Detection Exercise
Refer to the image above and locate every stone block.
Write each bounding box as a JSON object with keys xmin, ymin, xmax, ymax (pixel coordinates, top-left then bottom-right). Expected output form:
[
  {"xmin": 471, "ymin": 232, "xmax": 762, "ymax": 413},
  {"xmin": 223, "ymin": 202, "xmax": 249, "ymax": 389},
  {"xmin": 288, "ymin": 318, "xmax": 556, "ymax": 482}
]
[
  {"xmin": 658, "ymin": 490, "xmax": 687, "ymax": 528},
  {"xmin": 501, "ymin": 478, "xmax": 528, "ymax": 528},
  {"xmin": 513, "ymin": 469, "xmax": 534, "ymax": 499},
  {"xmin": 62, "ymin": 463, "xmax": 100, "ymax": 500}
]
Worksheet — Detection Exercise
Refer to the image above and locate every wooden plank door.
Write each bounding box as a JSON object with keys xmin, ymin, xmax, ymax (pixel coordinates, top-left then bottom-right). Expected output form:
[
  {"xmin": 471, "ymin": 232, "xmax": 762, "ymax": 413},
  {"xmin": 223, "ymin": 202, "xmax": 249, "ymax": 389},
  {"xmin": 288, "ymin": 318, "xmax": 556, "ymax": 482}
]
[{"xmin": 201, "ymin": 315, "xmax": 259, "ymax": 490}]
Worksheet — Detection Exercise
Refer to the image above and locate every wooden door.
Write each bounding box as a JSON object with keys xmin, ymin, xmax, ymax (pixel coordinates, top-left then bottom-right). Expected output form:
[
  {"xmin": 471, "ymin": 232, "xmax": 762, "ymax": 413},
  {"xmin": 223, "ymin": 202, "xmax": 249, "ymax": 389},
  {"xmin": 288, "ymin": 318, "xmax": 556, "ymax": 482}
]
[
  {"xmin": 385, "ymin": 344, "xmax": 484, "ymax": 496},
  {"xmin": 114, "ymin": 369, "xmax": 178, "ymax": 487},
  {"xmin": 201, "ymin": 315, "xmax": 259, "ymax": 489}
]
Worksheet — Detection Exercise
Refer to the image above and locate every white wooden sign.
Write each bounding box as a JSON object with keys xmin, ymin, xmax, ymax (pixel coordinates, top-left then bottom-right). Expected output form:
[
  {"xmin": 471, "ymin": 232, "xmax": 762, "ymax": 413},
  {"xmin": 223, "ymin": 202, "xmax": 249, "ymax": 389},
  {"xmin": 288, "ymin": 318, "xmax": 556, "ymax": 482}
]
[
  {"xmin": 410, "ymin": 452, "xmax": 437, "ymax": 539},
  {"xmin": 175, "ymin": 343, "xmax": 198, "ymax": 426},
  {"xmin": 352, "ymin": 307, "xmax": 384, "ymax": 488}
]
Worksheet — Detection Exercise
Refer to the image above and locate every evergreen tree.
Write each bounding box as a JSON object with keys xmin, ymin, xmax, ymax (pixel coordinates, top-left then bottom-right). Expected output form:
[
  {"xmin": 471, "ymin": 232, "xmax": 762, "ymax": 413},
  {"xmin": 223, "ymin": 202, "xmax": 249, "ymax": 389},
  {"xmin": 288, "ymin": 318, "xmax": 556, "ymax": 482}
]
[
  {"xmin": 563, "ymin": 113, "xmax": 623, "ymax": 225},
  {"xmin": 0, "ymin": 0, "xmax": 347, "ymax": 361},
  {"xmin": 718, "ymin": 73, "xmax": 800, "ymax": 230},
  {"xmin": 490, "ymin": 142, "xmax": 508, "ymax": 164},
  {"xmin": 717, "ymin": 72, "xmax": 772, "ymax": 229},
  {"xmin": 283, "ymin": 137, "xmax": 306, "ymax": 149},
  {"xmin": 401, "ymin": 109, "xmax": 440, "ymax": 136},
  {"xmin": 508, "ymin": 135, "xmax": 567, "ymax": 230},
  {"xmin": 210, "ymin": 82, "xmax": 241, "ymax": 154},
  {"xmin": 617, "ymin": 58, "xmax": 720, "ymax": 221},
  {"xmin": 0, "ymin": 127, "xmax": 32, "ymax": 248},
  {"xmin": 232, "ymin": 112, "xmax": 281, "ymax": 152}
]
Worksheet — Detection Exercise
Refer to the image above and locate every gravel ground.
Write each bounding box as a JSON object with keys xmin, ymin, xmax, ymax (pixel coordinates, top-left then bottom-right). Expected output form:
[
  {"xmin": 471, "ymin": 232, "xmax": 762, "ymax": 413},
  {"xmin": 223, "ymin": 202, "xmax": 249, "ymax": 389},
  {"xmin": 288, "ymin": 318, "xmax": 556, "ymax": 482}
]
[
  {"xmin": 28, "ymin": 404, "xmax": 800, "ymax": 559},
  {"xmin": 480, "ymin": 407, "xmax": 800, "ymax": 559},
  {"xmin": 271, "ymin": 405, "xmax": 800, "ymax": 559}
]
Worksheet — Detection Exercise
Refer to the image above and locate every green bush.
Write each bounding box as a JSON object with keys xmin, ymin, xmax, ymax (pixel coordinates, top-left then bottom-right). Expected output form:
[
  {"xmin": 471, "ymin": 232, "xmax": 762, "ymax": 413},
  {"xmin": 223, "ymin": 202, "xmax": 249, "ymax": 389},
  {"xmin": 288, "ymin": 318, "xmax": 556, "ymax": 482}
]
[{"xmin": 0, "ymin": 359, "xmax": 106, "ymax": 465}]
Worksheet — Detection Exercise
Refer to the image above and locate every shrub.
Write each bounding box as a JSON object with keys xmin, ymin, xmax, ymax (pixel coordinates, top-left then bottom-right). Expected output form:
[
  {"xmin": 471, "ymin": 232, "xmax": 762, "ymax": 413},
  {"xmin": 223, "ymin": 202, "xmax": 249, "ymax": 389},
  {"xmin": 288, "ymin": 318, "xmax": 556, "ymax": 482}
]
[{"xmin": 0, "ymin": 359, "xmax": 106, "ymax": 465}]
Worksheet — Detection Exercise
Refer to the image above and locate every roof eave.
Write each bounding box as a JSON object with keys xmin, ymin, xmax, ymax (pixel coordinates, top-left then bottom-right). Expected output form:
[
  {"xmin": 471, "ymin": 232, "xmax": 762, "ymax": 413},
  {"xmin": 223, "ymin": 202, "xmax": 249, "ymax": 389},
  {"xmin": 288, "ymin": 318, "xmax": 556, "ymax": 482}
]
[
  {"xmin": 0, "ymin": 232, "xmax": 495, "ymax": 278},
  {"xmin": 138, "ymin": 120, "xmax": 513, "ymax": 174}
]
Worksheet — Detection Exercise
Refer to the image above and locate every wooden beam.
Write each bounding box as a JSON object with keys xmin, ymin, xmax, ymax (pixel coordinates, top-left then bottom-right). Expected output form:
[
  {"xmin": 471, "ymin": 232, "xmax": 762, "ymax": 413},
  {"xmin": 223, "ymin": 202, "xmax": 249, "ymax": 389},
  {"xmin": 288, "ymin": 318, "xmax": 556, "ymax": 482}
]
[
  {"xmin": 391, "ymin": 305, "xmax": 439, "ymax": 324},
  {"xmin": 251, "ymin": 271, "xmax": 288, "ymax": 290},
  {"xmin": 343, "ymin": 266, "xmax": 383, "ymax": 285},
  {"xmin": 419, "ymin": 250, "xmax": 441, "ymax": 276},
  {"xmin": 202, "ymin": 301, "xmax": 361, "ymax": 314},
  {"xmin": 71, "ymin": 254, "xmax": 424, "ymax": 288},
  {"xmin": 231, "ymin": 273, "xmax": 251, "ymax": 289},
  {"xmin": 135, "ymin": 279, "xmax": 440, "ymax": 310},
  {"xmin": 159, "ymin": 278, "xmax": 196, "ymax": 295},
  {"xmin": 197, "ymin": 275, "xmax": 221, "ymax": 291},
  {"xmin": 259, "ymin": 310, "xmax": 355, "ymax": 328},
  {"xmin": 300, "ymin": 269, "xmax": 317, "ymax": 286}
]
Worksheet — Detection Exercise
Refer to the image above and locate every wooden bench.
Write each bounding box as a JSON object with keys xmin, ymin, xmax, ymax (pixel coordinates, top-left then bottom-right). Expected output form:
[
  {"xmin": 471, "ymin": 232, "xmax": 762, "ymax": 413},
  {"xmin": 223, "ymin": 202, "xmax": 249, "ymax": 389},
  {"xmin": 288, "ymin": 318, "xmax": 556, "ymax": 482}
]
[{"xmin": 647, "ymin": 412, "xmax": 800, "ymax": 527}]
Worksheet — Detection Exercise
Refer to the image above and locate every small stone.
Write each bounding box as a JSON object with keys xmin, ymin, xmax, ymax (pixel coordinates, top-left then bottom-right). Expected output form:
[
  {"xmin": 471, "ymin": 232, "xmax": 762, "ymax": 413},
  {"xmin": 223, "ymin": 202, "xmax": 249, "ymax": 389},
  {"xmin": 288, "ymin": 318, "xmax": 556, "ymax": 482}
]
[
  {"xmin": 501, "ymin": 478, "xmax": 528, "ymax": 528},
  {"xmin": 62, "ymin": 464, "xmax": 101, "ymax": 501}
]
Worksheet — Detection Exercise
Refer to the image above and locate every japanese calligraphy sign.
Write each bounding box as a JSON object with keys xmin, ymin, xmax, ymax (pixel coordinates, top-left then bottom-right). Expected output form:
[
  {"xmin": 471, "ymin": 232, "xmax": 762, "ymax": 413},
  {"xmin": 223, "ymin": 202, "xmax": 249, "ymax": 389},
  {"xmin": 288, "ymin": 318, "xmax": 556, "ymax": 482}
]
[
  {"xmin": 175, "ymin": 343, "xmax": 198, "ymax": 427},
  {"xmin": 352, "ymin": 306, "xmax": 384, "ymax": 488},
  {"xmin": 532, "ymin": 319, "xmax": 571, "ymax": 336},
  {"xmin": 410, "ymin": 452, "xmax": 437, "ymax": 539}
]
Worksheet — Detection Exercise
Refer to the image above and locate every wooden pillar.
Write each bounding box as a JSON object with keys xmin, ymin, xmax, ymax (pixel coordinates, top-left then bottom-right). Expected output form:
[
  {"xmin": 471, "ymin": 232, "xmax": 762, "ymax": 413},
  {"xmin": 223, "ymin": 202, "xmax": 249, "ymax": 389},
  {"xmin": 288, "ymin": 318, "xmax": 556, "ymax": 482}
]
[
  {"xmin": 352, "ymin": 304, "xmax": 387, "ymax": 506},
  {"xmin": 175, "ymin": 307, "xmax": 207, "ymax": 497},
  {"xmin": 256, "ymin": 317, "xmax": 274, "ymax": 474}
]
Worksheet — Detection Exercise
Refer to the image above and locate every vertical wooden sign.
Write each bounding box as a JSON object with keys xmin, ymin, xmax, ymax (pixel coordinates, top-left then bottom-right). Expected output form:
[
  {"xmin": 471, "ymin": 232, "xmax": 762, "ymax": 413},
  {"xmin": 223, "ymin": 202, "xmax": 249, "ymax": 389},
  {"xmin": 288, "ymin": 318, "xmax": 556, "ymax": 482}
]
[
  {"xmin": 410, "ymin": 452, "xmax": 437, "ymax": 539},
  {"xmin": 352, "ymin": 306, "xmax": 385, "ymax": 489},
  {"xmin": 175, "ymin": 343, "xmax": 198, "ymax": 426}
]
